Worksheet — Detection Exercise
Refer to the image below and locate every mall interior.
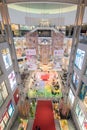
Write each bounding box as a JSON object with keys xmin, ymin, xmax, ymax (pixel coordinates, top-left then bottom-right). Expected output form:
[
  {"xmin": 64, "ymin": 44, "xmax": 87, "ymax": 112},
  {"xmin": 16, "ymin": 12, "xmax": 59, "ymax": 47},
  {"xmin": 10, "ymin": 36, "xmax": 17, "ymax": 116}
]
[{"xmin": 0, "ymin": 0, "xmax": 87, "ymax": 130}]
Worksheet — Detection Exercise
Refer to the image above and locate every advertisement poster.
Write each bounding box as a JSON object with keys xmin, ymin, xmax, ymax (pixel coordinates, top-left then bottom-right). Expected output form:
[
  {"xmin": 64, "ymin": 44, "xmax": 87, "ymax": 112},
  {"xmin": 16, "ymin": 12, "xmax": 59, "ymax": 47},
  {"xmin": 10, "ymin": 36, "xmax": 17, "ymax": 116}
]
[
  {"xmin": 2, "ymin": 48, "xmax": 12, "ymax": 69},
  {"xmin": 72, "ymin": 71, "xmax": 79, "ymax": 89},
  {"xmin": 8, "ymin": 102, "xmax": 15, "ymax": 117},
  {"xmin": 79, "ymin": 82, "xmax": 87, "ymax": 100},
  {"xmin": 8, "ymin": 71, "xmax": 17, "ymax": 91},
  {"xmin": 54, "ymin": 49, "xmax": 64, "ymax": 57},
  {"xmin": 75, "ymin": 49, "xmax": 85, "ymax": 70},
  {"xmin": 26, "ymin": 49, "xmax": 37, "ymax": 70},
  {"xmin": 53, "ymin": 49, "xmax": 64, "ymax": 71}
]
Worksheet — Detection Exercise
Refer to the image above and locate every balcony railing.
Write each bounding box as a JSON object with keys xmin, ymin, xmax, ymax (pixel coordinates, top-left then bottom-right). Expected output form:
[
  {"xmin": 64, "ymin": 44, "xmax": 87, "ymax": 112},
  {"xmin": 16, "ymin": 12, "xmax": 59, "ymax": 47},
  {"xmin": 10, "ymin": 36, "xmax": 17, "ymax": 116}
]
[{"xmin": 0, "ymin": 34, "xmax": 6, "ymax": 43}]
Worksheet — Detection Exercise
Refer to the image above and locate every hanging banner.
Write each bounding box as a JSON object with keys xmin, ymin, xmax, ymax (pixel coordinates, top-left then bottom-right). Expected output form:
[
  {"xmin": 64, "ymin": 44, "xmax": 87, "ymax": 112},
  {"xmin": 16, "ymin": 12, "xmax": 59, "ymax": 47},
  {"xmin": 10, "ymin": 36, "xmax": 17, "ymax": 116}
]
[
  {"xmin": 53, "ymin": 49, "xmax": 64, "ymax": 71},
  {"xmin": 54, "ymin": 49, "xmax": 64, "ymax": 57},
  {"xmin": 26, "ymin": 49, "xmax": 37, "ymax": 70}
]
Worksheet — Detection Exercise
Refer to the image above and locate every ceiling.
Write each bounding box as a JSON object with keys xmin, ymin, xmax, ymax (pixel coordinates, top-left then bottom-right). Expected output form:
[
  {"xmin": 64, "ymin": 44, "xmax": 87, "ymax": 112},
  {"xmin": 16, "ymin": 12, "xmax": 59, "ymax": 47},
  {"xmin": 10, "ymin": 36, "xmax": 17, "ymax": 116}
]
[
  {"xmin": 16, "ymin": 3, "xmax": 73, "ymax": 9},
  {"xmin": 8, "ymin": 2, "xmax": 77, "ymax": 14},
  {"xmin": 6, "ymin": 0, "xmax": 87, "ymax": 6}
]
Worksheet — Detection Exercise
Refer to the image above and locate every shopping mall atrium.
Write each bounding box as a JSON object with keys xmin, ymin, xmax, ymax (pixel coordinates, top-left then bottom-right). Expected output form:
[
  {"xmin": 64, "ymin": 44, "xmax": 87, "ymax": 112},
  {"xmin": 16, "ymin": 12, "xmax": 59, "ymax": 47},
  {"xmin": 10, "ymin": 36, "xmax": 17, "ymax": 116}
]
[{"xmin": 0, "ymin": 0, "xmax": 87, "ymax": 130}]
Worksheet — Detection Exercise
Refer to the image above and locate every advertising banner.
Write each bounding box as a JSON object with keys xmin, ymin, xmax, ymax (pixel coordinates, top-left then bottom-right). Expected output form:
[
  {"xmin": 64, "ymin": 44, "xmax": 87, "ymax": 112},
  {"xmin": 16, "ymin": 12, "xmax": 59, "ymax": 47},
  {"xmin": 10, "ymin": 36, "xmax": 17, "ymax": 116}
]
[
  {"xmin": 8, "ymin": 71, "xmax": 17, "ymax": 91},
  {"xmin": 26, "ymin": 49, "xmax": 37, "ymax": 70}
]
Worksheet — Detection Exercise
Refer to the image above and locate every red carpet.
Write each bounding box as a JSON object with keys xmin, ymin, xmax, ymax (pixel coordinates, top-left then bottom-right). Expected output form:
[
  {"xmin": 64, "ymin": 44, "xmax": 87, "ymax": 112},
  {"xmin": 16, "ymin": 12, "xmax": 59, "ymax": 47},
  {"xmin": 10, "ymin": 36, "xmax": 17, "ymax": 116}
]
[{"xmin": 32, "ymin": 100, "xmax": 56, "ymax": 130}]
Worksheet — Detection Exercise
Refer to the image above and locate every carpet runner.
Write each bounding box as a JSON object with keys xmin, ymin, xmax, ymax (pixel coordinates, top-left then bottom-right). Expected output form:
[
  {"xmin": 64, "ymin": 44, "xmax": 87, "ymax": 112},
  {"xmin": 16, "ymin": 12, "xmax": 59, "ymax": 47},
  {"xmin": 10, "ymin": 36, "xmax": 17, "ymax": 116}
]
[{"xmin": 32, "ymin": 100, "xmax": 56, "ymax": 130}]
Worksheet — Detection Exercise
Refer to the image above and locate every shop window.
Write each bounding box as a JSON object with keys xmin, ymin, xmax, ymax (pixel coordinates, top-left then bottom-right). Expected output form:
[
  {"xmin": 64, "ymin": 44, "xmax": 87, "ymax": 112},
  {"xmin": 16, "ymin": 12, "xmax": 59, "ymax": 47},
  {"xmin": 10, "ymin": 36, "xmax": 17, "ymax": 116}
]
[
  {"xmin": 75, "ymin": 103, "xmax": 85, "ymax": 126},
  {"xmin": 0, "ymin": 82, "xmax": 8, "ymax": 107}
]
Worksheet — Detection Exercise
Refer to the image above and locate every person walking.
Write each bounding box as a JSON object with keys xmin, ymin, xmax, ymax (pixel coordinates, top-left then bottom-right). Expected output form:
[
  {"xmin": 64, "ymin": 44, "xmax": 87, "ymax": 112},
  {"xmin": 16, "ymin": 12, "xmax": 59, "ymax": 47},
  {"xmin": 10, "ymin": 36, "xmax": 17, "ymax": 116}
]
[{"xmin": 35, "ymin": 125, "xmax": 41, "ymax": 130}]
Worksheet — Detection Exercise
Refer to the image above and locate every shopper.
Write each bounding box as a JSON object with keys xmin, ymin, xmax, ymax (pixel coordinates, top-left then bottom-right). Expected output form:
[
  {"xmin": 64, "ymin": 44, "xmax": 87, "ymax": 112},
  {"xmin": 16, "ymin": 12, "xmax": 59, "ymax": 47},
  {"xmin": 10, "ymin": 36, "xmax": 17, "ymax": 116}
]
[
  {"xmin": 38, "ymin": 126, "xmax": 41, "ymax": 130},
  {"xmin": 59, "ymin": 97, "xmax": 64, "ymax": 112},
  {"xmin": 35, "ymin": 125, "xmax": 41, "ymax": 130}
]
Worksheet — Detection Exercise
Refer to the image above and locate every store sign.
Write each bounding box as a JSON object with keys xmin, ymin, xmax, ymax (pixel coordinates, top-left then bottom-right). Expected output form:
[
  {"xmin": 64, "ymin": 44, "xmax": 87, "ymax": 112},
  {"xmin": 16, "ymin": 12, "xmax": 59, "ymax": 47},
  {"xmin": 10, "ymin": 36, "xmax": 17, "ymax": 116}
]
[
  {"xmin": 8, "ymin": 71, "xmax": 17, "ymax": 91},
  {"xmin": 1, "ymin": 48, "xmax": 12, "ymax": 69},
  {"xmin": 13, "ymin": 88, "xmax": 19, "ymax": 105}
]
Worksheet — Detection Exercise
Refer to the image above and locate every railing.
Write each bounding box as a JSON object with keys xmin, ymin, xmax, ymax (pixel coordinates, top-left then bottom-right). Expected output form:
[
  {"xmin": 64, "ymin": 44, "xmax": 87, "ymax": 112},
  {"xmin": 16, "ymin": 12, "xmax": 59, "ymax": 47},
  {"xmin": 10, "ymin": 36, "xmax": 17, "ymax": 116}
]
[{"xmin": 0, "ymin": 34, "xmax": 6, "ymax": 43}]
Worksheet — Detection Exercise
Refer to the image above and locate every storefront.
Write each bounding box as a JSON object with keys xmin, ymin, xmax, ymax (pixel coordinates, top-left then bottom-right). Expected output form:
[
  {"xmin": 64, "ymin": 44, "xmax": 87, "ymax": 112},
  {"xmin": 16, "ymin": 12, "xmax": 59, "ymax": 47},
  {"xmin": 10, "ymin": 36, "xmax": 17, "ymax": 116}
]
[
  {"xmin": 75, "ymin": 103, "xmax": 87, "ymax": 130},
  {"xmin": 0, "ymin": 100, "xmax": 15, "ymax": 130}
]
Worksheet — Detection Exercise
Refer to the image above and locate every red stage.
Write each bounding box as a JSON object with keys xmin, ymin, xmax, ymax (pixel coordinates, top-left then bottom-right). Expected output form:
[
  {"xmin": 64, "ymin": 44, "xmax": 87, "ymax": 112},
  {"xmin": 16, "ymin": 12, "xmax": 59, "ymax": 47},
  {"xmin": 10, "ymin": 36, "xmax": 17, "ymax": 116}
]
[{"xmin": 41, "ymin": 74, "xmax": 49, "ymax": 81}]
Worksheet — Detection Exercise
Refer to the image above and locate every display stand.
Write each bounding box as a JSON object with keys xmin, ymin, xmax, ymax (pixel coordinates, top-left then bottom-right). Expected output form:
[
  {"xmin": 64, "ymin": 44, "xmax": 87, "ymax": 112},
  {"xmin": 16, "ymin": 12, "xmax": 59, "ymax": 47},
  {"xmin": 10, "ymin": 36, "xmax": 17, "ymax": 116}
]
[
  {"xmin": 59, "ymin": 120, "xmax": 69, "ymax": 130},
  {"xmin": 18, "ymin": 118, "xmax": 28, "ymax": 130}
]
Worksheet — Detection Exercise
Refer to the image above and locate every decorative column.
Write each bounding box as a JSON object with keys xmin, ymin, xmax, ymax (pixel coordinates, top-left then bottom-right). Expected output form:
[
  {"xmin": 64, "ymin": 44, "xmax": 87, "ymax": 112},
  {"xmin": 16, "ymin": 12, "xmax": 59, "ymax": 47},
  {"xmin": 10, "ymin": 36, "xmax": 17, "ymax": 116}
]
[
  {"xmin": 67, "ymin": 0, "xmax": 86, "ymax": 93},
  {"xmin": 0, "ymin": 0, "xmax": 22, "ymax": 87}
]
